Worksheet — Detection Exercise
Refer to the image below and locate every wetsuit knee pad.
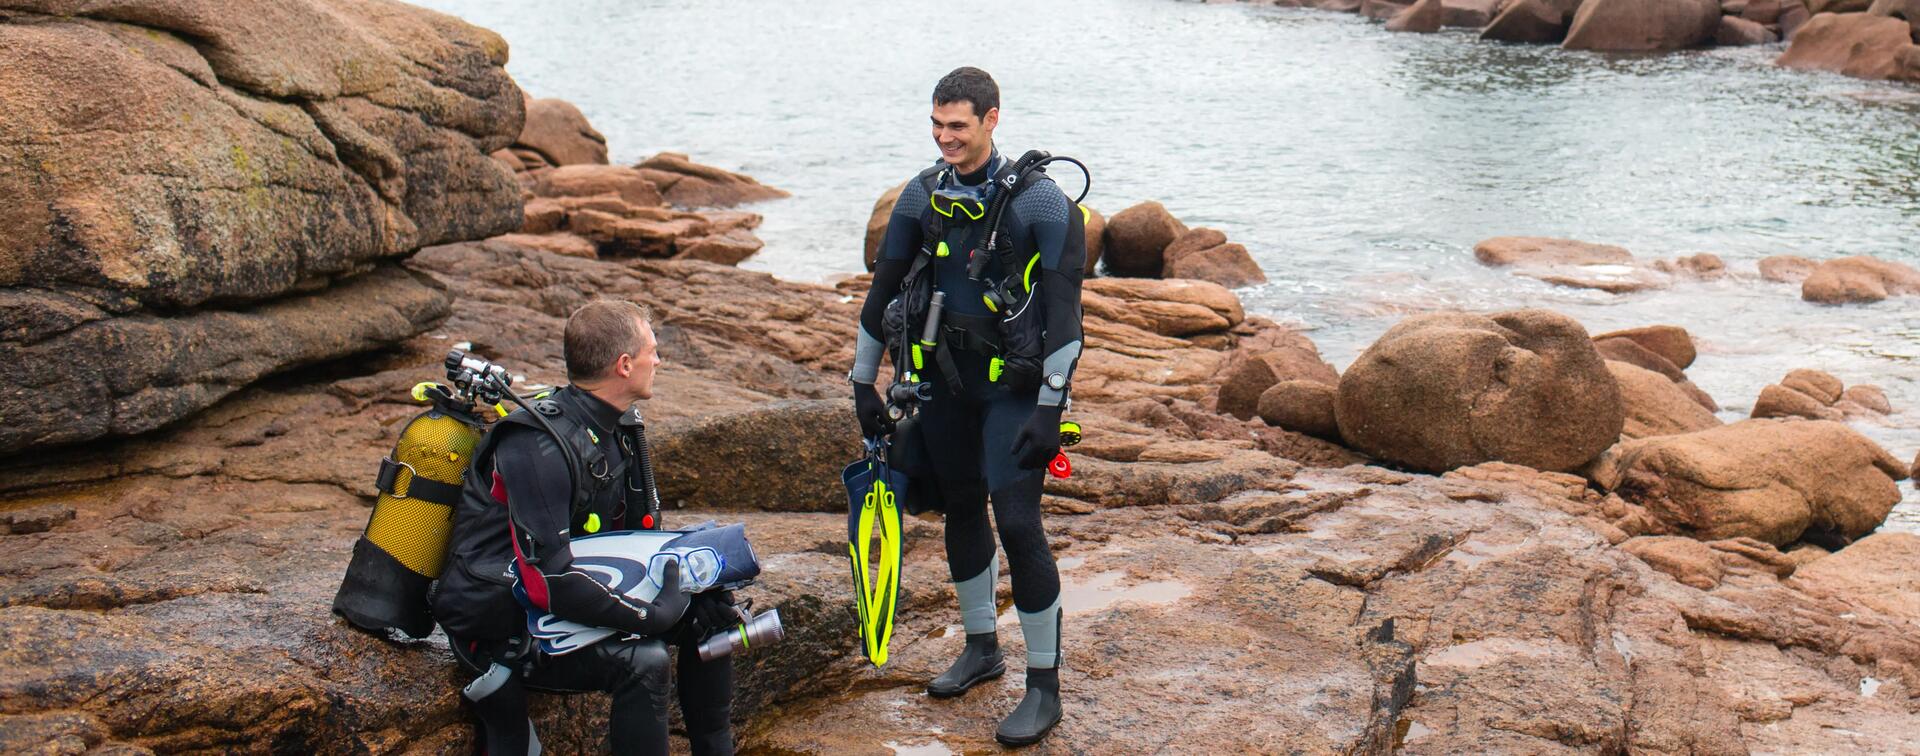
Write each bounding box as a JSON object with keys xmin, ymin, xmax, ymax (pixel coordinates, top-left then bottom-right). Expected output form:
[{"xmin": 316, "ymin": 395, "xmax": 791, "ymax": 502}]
[
  {"xmin": 598, "ymin": 638, "xmax": 672, "ymax": 696},
  {"xmin": 605, "ymin": 637, "xmax": 670, "ymax": 674}
]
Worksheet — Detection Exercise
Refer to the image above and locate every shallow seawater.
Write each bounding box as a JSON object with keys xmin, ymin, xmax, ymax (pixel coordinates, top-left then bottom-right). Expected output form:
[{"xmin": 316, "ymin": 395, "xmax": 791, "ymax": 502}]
[{"xmin": 415, "ymin": 0, "xmax": 1920, "ymax": 530}]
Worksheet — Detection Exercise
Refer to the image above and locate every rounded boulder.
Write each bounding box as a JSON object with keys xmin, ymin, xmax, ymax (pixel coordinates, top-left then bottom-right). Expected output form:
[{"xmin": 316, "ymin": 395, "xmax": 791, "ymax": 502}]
[
  {"xmin": 1102, "ymin": 201, "xmax": 1188, "ymax": 277},
  {"xmin": 1336, "ymin": 310, "xmax": 1625, "ymax": 473}
]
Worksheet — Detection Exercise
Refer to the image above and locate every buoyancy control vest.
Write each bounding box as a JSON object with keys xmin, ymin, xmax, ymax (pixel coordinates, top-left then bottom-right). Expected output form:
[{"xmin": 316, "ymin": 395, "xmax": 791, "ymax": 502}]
[
  {"xmin": 882, "ymin": 150, "xmax": 1089, "ymax": 396},
  {"xmin": 335, "ymin": 374, "xmax": 663, "ymax": 641},
  {"xmin": 431, "ymin": 388, "xmax": 665, "ymax": 641}
]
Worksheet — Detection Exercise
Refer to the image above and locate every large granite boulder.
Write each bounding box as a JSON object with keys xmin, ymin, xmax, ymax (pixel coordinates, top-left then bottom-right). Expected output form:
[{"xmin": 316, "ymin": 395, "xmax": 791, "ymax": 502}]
[
  {"xmin": 1869, "ymin": 0, "xmax": 1920, "ymax": 36},
  {"xmin": 1777, "ymin": 13, "xmax": 1920, "ymax": 82},
  {"xmin": 1442, "ymin": 0, "xmax": 1506, "ymax": 26},
  {"xmin": 1483, "ymin": 0, "xmax": 1576, "ymax": 42},
  {"xmin": 1102, "ymin": 201, "xmax": 1187, "ymax": 277},
  {"xmin": 1257, "ymin": 380, "xmax": 1342, "ymax": 440},
  {"xmin": 1164, "ymin": 241, "xmax": 1267, "ymax": 289},
  {"xmin": 0, "ymin": 0, "xmax": 526, "ymax": 454},
  {"xmin": 1588, "ymin": 419, "xmax": 1908, "ymax": 545},
  {"xmin": 1336, "ymin": 310, "xmax": 1625, "ymax": 473},
  {"xmin": 1387, "ymin": 0, "xmax": 1447, "ymax": 31},
  {"xmin": 1216, "ymin": 338, "xmax": 1340, "ymax": 422},
  {"xmin": 863, "ymin": 182, "xmax": 907, "ymax": 271},
  {"xmin": 494, "ymin": 95, "xmax": 608, "ymax": 170},
  {"xmin": 1563, "ymin": 0, "xmax": 1721, "ymax": 50}
]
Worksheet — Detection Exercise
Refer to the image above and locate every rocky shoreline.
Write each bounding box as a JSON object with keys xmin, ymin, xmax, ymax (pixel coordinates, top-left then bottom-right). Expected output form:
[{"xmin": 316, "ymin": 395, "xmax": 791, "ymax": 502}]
[
  {"xmin": 4, "ymin": 0, "xmax": 1919, "ymax": 753},
  {"xmin": 1231, "ymin": 0, "xmax": 1920, "ymax": 85}
]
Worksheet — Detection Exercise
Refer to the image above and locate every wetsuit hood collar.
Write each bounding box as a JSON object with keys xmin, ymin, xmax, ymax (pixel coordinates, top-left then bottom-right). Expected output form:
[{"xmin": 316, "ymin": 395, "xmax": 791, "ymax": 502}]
[
  {"xmin": 952, "ymin": 146, "xmax": 1002, "ymax": 186},
  {"xmin": 558, "ymin": 384, "xmax": 627, "ymax": 435}
]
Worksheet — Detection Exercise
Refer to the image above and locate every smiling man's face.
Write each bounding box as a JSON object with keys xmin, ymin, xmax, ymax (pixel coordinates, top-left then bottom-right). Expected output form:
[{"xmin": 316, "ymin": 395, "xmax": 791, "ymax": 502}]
[{"xmin": 931, "ymin": 99, "xmax": 998, "ymax": 174}]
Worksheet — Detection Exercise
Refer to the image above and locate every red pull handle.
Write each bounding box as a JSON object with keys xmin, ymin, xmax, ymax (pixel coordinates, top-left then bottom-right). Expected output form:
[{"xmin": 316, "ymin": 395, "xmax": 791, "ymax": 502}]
[{"xmin": 1048, "ymin": 452, "xmax": 1071, "ymax": 479}]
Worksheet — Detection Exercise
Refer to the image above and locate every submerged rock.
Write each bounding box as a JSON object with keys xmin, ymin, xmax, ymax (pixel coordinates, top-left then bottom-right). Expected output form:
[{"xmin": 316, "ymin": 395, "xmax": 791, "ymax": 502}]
[
  {"xmin": 1474, "ymin": 236, "xmax": 1633, "ymax": 267},
  {"xmin": 1336, "ymin": 309, "xmax": 1624, "ymax": 473},
  {"xmin": 1800, "ymin": 255, "xmax": 1920, "ymax": 304},
  {"xmin": 1758, "ymin": 254, "xmax": 1818, "ymax": 283}
]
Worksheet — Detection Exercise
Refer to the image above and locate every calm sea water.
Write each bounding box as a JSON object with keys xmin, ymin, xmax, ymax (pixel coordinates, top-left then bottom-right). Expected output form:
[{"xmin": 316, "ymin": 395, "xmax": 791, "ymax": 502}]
[{"xmin": 416, "ymin": 0, "xmax": 1920, "ymax": 530}]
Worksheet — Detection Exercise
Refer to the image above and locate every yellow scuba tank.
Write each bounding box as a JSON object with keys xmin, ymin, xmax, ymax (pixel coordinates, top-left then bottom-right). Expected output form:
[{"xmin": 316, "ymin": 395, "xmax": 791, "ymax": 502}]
[{"xmin": 332, "ymin": 382, "xmax": 484, "ymax": 638}]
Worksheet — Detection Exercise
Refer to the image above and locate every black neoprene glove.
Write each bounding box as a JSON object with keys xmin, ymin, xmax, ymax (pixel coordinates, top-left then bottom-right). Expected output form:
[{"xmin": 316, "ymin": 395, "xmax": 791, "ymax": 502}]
[
  {"xmin": 628, "ymin": 559, "xmax": 692, "ymax": 637},
  {"xmin": 1009, "ymin": 404, "xmax": 1064, "ymax": 471},
  {"xmin": 689, "ymin": 590, "xmax": 747, "ymax": 636},
  {"xmin": 853, "ymin": 381, "xmax": 894, "ymax": 440}
]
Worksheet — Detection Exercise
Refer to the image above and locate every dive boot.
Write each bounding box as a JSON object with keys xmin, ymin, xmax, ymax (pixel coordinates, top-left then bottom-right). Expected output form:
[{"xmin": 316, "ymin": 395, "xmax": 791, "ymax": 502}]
[
  {"xmin": 994, "ymin": 667, "xmax": 1062, "ymax": 747},
  {"xmin": 925, "ymin": 631, "xmax": 1004, "ymax": 698}
]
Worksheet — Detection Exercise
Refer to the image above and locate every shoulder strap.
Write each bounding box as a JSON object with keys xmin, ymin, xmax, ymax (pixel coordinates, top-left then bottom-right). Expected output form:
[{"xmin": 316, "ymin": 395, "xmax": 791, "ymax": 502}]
[
  {"xmin": 915, "ymin": 163, "xmax": 946, "ymax": 244},
  {"xmin": 490, "ymin": 401, "xmax": 609, "ymax": 518}
]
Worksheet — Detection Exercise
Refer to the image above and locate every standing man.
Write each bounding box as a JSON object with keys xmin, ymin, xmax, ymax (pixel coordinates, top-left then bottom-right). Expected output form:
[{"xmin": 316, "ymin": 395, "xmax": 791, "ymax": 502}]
[
  {"xmin": 435, "ymin": 299, "xmax": 744, "ymax": 755},
  {"xmin": 850, "ymin": 67, "xmax": 1085, "ymax": 746}
]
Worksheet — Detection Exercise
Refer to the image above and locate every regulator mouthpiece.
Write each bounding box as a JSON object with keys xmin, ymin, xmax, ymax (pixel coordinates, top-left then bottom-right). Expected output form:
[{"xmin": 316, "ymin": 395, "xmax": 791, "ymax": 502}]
[{"xmin": 697, "ymin": 608, "xmax": 784, "ymax": 662}]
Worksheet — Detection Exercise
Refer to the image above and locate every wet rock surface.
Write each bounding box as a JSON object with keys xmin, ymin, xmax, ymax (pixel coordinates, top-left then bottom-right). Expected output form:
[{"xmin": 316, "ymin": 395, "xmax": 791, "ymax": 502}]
[{"xmin": 4, "ymin": 231, "xmax": 1918, "ymax": 751}]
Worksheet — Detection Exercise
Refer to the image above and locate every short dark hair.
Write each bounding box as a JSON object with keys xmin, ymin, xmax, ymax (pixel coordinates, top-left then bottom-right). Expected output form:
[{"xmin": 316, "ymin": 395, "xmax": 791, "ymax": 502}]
[
  {"xmin": 564, "ymin": 299, "xmax": 652, "ymax": 380},
  {"xmin": 932, "ymin": 67, "xmax": 999, "ymax": 119}
]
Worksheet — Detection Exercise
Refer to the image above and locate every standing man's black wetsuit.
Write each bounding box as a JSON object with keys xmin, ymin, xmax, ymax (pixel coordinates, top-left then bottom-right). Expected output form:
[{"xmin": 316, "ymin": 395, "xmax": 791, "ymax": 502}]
[
  {"xmin": 434, "ymin": 385, "xmax": 738, "ymax": 756},
  {"xmin": 851, "ymin": 147, "xmax": 1086, "ymax": 744}
]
